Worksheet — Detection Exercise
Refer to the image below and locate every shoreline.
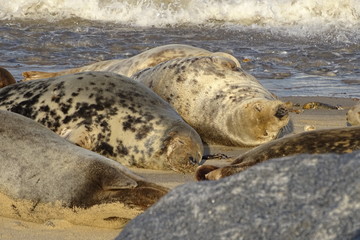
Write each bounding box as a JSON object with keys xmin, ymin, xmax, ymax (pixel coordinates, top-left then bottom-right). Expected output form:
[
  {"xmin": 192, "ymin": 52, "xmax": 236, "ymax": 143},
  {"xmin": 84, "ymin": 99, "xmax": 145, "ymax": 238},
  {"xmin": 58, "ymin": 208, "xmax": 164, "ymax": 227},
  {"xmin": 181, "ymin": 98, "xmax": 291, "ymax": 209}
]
[{"xmin": 0, "ymin": 96, "xmax": 358, "ymax": 239}]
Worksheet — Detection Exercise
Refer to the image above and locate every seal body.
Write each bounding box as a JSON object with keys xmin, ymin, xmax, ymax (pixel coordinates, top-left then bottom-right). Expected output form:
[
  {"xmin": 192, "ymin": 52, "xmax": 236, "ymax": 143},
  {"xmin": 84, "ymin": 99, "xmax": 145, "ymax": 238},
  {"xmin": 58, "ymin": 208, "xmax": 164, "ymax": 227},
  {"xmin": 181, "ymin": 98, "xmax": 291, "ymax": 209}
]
[
  {"xmin": 196, "ymin": 126, "xmax": 360, "ymax": 180},
  {"xmin": 22, "ymin": 44, "xmax": 236, "ymax": 80},
  {"xmin": 133, "ymin": 56, "xmax": 290, "ymax": 147},
  {"xmin": 0, "ymin": 67, "xmax": 16, "ymax": 88},
  {"xmin": 0, "ymin": 110, "xmax": 168, "ymax": 209},
  {"xmin": 0, "ymin": 72, "xmax": 203, "ymax": 172},
  {"xmin": 347, "ymin": 102, "xmax": 360, "ymax": 126}
]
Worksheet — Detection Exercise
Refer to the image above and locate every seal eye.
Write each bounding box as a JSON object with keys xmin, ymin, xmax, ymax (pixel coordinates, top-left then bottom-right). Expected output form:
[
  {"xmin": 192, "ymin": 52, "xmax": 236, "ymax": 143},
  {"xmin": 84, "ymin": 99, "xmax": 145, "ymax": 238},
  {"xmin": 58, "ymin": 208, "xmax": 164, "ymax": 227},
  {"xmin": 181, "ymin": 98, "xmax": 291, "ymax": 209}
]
[{"xmin": 189, "ymin": 156, "xmax": 197, "ymax": 165}]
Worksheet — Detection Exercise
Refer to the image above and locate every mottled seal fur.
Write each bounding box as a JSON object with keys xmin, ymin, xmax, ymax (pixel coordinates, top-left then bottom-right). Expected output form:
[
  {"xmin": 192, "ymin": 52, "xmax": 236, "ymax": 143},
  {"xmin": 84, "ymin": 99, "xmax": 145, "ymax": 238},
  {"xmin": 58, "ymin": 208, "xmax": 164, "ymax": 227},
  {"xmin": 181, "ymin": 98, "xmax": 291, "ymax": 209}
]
[
  {"xmin": 0, "ymin": 72, "xmax": 203, "ymax": 172},
  {"xmin": 22, "ymin": 44, "xmax": 238, "ymax": 80},
  {"xmin": 347, "ymin": 102, "xmax": 360, "ymax": 126},
  {"xmin": 133, "ymin": 56, "xmax": 290, "ymax": 147},
  {"xmin": 0, "ymin": 110, "xmax": 168, "ymax": 209},
  {"xmin": 196, "ymin": 126, "xmax": 360, "ymax": 180},
  {"xmin": 0, "ymin": 67, "xmax": 16, "ymax": 88}
]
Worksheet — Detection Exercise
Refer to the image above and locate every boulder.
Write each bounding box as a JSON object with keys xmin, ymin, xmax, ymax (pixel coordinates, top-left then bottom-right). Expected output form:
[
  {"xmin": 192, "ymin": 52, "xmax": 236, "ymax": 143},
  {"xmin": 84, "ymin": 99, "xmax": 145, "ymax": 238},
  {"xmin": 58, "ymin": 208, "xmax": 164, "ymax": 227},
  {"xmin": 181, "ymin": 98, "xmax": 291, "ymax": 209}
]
[{"xmin": 117, "ymin": 151, "xmax": 360, "ymax": 240}]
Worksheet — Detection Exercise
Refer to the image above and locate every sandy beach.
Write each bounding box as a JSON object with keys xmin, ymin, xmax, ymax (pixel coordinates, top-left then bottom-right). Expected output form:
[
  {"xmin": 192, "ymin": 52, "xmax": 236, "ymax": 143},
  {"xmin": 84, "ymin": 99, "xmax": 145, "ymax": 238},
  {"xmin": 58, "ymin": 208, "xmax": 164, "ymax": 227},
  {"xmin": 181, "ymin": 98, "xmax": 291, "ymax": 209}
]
[{"xmin": 0, "ymin": 96, "xmax": 358, "ymax": 240}]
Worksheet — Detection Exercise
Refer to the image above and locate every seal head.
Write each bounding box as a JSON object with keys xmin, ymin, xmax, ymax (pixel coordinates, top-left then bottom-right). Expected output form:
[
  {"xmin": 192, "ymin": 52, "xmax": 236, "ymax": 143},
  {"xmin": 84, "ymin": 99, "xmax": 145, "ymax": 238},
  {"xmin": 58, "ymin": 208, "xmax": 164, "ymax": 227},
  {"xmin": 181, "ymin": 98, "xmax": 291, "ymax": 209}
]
[
  {"xmin": 133, "ymin": 55, "xmax": 291, "ymax": 147},
  {"xmin": 159, "ymin": 124, "xmax": 204, "ymax": 172},
  {"xmin": 0, "ymin": 67, "xmax": 16, "ymax": 88},
  {"xmin": 347, "ymin": 103, "xmax": 360, "ymax": 126}
]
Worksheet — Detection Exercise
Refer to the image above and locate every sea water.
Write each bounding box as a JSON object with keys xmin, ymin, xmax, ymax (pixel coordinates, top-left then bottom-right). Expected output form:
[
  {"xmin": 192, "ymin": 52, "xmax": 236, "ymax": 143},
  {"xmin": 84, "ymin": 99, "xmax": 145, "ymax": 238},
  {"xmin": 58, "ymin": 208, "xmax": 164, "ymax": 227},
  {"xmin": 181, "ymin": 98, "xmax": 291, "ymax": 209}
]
[{"xmin": 0, "ymin": 0, "xmax": 359, "ymax": 98}]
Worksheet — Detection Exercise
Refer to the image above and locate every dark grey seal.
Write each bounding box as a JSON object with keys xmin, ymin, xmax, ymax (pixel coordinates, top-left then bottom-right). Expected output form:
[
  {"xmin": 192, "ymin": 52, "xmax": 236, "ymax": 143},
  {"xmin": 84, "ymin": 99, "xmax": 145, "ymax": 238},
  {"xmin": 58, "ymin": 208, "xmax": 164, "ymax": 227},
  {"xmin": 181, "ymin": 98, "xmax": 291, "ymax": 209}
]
[{"xmin": 0, "ymin": 110, "xmax": 168, "ymax": 209}]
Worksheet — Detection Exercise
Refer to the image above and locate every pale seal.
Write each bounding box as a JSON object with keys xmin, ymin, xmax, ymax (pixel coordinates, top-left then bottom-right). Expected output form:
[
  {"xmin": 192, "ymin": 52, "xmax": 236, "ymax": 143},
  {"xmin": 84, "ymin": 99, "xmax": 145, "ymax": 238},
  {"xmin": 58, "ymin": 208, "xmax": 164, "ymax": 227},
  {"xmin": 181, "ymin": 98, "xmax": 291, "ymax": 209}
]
[
  {"xmin": 347, "ymin": 102, "xmax": 360, "ymax": 126},
  {"xmin": 0, "ymin": 67, "xmax": 16, "ymax": 88},
  {"xmin": 196, "ymin": 126, "xmax": 360, "ymax": 180},
  {"xmin": 0, "ymin": 71, "xmax": 203, "ymax": 172},
  {"xmin": 132, "ymin": 56, "xmax": 290, "ymax": 147},
  {"xmin": 0, "ymin": 110, "xmax": 168, "ymax": 209},
  {"xmin": 22, "ymin": 44, "xmax": 238, "ymax": 80}
]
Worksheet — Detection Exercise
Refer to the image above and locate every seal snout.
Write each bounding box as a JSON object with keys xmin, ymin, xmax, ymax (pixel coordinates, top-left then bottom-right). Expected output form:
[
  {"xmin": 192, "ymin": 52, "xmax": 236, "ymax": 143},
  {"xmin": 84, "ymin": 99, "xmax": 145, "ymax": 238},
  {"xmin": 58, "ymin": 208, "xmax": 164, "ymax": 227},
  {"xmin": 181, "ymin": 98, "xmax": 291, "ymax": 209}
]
[{"xmin": 274, "ymin": 106, "xmax": 288, "ymax": 119}]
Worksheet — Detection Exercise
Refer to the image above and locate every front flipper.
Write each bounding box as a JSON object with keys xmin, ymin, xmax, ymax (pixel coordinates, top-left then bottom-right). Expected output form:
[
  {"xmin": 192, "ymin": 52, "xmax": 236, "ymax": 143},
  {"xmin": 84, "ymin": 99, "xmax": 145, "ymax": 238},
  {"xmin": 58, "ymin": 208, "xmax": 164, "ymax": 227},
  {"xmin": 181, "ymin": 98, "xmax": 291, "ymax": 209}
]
[{"xmin": 59, "ymin": 126, "xmax": 94, "ymax": 150}]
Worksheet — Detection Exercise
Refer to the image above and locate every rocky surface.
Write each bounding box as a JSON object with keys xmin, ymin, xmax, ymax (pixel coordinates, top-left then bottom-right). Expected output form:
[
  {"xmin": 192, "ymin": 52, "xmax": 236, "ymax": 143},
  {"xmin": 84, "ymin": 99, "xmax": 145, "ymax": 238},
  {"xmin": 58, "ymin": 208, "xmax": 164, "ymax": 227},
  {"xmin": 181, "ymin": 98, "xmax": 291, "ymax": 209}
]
[{"xmin": 117, "ymin": 151, "xmax": 360, "ymax": 240}]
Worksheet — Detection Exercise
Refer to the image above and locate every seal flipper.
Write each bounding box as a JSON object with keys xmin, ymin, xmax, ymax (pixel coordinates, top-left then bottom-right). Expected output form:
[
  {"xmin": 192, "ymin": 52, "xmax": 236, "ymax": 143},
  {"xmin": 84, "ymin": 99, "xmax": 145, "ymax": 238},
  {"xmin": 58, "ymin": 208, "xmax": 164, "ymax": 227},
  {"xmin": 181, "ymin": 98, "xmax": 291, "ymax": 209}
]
[
  {"xmin": 60, "ymin": 126, "xmax": 94, "ymax": 150},
  {"xmin": 101, "ymin": 172, "xmax": 138, "ymax": 191},
  {"xmin": 82, "ymin": 161, "xmax": 168, "ymax": 209},
  {"xmin": 22, "ymin": 71, "xmax": 60, "ymax": 81},
  {"xmin": 22, "ymin": 67, "xmax": 81, "ymax": 81},
  {"xmin": 109, "ymin": 181, "xmax": 169, "ymax": 209}
]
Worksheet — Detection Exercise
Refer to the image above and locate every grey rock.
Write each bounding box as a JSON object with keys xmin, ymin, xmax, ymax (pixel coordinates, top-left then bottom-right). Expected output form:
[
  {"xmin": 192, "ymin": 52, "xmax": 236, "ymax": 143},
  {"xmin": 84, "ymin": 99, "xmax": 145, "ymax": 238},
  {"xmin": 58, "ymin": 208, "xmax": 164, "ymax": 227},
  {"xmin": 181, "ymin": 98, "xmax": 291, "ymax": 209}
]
[{"xmin": 117, "ymin": 151, "xmax": 360, "ymax": 240}]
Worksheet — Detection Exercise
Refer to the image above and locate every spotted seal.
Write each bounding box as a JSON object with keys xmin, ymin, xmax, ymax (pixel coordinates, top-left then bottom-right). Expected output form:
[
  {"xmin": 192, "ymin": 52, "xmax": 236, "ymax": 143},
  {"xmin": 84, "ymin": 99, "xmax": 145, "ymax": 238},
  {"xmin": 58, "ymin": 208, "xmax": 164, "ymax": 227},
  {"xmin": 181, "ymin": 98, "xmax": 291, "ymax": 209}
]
[
  {"xmin": 196, "ymin": 126, "xmax": 360, "ymax": 180},
  {"xmin": 22, "ymin": 44, "xmax": 238, "ymax": 80},
  {"xmin": 0, "ymin": 110, "xmax": 168, "ymax": 209},
  {"xmin": 347, "ymin": 102, "xmax": 360, "ymax": 126},
  {"xmin": 0, "ymin": 71, "xmax": 203, "ymax": 172},
  {"xmin": 132, "ymin": 56, "xmax": 290, "ymax": 147},
  {"xmin": 0, "ymin": 67, "xmax": 16, "ymax": 88}
]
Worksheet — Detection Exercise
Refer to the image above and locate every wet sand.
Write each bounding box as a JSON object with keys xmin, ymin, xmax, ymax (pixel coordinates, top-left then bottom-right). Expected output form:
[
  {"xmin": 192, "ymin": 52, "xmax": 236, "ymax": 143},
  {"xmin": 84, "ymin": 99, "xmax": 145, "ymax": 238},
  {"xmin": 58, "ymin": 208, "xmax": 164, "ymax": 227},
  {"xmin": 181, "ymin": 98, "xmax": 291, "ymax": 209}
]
[{"xmin": 0, "ymin": 96, "xmax": 358, "ymax": 240}]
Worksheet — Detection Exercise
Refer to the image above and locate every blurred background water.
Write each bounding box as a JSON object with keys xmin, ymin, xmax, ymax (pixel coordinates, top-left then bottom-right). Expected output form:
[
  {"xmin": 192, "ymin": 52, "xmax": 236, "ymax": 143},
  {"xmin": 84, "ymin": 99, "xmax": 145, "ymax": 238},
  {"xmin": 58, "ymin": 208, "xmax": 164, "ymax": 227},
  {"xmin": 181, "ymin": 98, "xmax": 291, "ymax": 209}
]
[{"xmin": 1, "ymin": 0, "xmax": 359, "ymax": 98}]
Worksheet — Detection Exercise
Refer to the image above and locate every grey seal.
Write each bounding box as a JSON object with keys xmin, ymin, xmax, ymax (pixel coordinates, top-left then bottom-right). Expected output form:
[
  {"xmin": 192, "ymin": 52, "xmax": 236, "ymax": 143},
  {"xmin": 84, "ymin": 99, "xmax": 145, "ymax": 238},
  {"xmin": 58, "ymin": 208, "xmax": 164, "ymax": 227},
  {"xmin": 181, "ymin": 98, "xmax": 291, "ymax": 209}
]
[
  {"xmin": 133, "ymin": 55, "xmax": 290, "ymax": 147},
  {"xmin": 196, "ymin": 126, "xmax": 360, "ymax": 180},
  {"xmin": 0, "ymin": 110, "xmax": 168, "ymax": 209},
  {"xmin": 0, "ymin": 71, "xmax": 203, "ymax": 172}
]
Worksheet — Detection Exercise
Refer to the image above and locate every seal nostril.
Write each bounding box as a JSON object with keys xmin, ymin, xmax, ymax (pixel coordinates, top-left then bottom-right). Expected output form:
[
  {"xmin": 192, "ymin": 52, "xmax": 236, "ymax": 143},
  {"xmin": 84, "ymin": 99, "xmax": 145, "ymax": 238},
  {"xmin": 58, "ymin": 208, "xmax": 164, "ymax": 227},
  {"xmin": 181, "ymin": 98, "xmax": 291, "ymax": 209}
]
[{"xmin": 274, "ymin": 106, "xmax": 288, "ymax": 119}]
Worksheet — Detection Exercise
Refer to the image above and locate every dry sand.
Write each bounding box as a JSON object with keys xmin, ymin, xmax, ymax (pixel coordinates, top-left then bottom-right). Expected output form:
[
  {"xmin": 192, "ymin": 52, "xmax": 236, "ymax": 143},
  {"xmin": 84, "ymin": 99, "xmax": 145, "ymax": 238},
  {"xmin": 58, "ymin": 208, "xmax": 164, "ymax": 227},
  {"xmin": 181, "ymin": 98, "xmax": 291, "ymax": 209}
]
[{"xmin": 0, "ymin": 96, "xmax": 358, "ymax": 240}]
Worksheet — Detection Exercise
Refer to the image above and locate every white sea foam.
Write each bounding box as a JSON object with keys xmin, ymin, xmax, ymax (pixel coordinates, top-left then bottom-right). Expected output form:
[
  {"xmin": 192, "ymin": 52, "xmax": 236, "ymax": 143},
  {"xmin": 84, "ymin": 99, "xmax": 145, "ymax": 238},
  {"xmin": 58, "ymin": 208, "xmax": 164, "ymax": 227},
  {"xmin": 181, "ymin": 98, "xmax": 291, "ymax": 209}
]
[{"xmin": 0, "ymin": 0, "xmax": 359, "ymax": 42}]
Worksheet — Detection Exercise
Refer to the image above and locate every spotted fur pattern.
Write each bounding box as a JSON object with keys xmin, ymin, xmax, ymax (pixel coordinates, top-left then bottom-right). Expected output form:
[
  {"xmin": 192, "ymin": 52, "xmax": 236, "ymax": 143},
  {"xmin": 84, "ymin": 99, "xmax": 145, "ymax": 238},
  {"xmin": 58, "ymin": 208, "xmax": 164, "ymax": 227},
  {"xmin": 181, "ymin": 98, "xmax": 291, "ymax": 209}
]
[
  {"xmin": 0, "ymin": 72, "xmax": 203, "ymax": 172},
  {"xmin": 133, "ymin": 56, "xmax": 290, "ymax": 147}
]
